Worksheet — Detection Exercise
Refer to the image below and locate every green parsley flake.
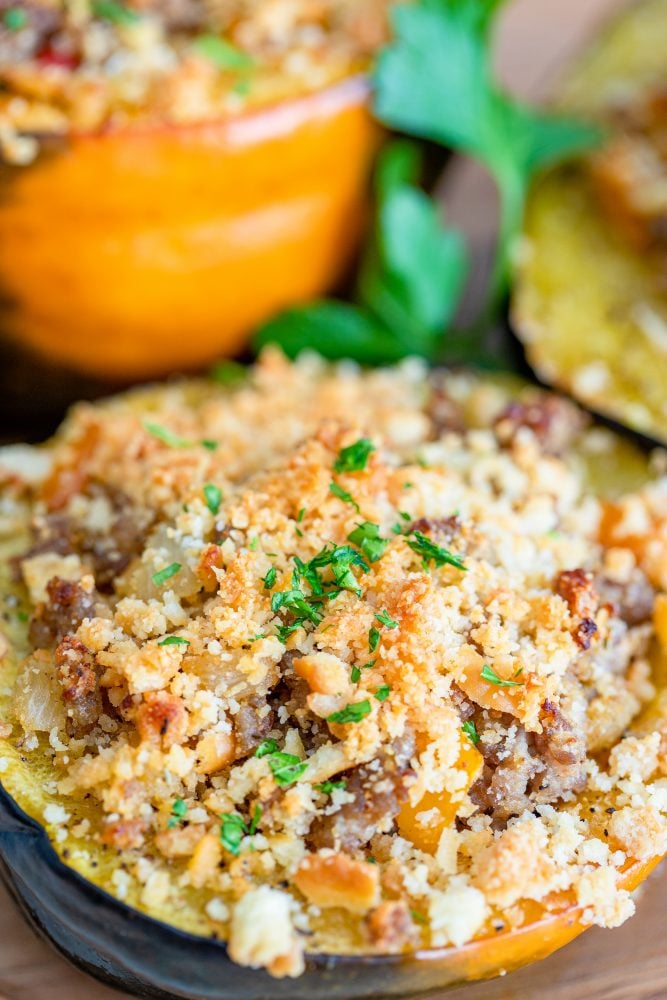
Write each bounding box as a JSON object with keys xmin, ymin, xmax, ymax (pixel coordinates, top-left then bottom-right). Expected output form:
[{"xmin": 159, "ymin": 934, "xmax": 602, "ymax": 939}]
[
  {"xmin": 327, "ymin": 700, "xmax": 372, "ymax": 725},
  {"xmin": 249, "ymin": 536, "xmax": 259, "ymax": 551},
  {"xmin": 203, "ymin": 483, "xmax": 223, "ymax": 515},
  {"xmin": 369, "ymin": 626, "xmax": 380, "ymax": 653},
  {"xmin": 272, "ymin": 588, "xmax": 322, "ymax": 625},
  {"xmin": 3, "ymin": 7, "xmax": 27, "ymax": 29},
  {"xmin": 480, "ymin": 663, "xmax": 524, "ymax": 688},
  {"xmin": 255, "ymin": 739, "xmax": 279, "ymax": 759},
  {"xmin": 210, "ymin": 360, "xmax": 248, "ymax": 387},
  {"xmin": 158, "ymin": 636, "xmax": 190, "ymax": 647},
  {"xmin": 334, "ymin": 438, "xmax": 376, "ymax": 474},
  {"xmin": 263, "ymin": 566, "xmax": 277, "ymax": 590},
  {"xmin": 144, "ymin": 421, "xmax": 191, "ymax": 448},
  {"xmin": 375, "ymin": 609, "xmax": 399, "ymax": 628},
  {"xmin": 297, "ymin": 508, "xmax": 306, "ymax": 523},
  {"xmin": 249, "ymin": 804, "xmax": 262, "ymax": 836},
  {"xmin": 315, "ymin": 780, "xmax": 347, "ymax": 795},
  {"xmin": 92, "ymin": 0, "xmax": 139, "ymax": 24},
  {"xmin": 329, "ymin": 481, "xmax": 360, "ymax": 513},
  {"xmin": 201, "ymin": 439, "xmax": 219, "ymax": 451},
  {"xmin": 192, "ymin": 34, "xmax": 254, "ymax": 71},
  {"xmin": 461, "ymin": 720, "xmax": 480, "ymax": 745},
  {"xmin": 348, "ymin": 521, "xmax": 389, "ymax": 563},
  {"xmin": 268, "ymin": 752, "xmax": 308, "ymax": 786},
  {"xmin": 220, "ymin": 813, "xmax": 247, "ymax": 856},
  {"xmin": 167, "ymin": 797, "xmax": 187, "ymax": 829},
  {"xmin": 407, "ymin": 531, "xmax": 466, "ymax": 571},
  {"xmin": 152, "ymin": 563, "xmax": 182, "ymax": 587},
  {"xmin": 351, "ymin": 665, "xmax": 362, "ymax": 683},
  {"xmin": 374, "ymin": 684, "xmax": 391, "ymax": 702}
]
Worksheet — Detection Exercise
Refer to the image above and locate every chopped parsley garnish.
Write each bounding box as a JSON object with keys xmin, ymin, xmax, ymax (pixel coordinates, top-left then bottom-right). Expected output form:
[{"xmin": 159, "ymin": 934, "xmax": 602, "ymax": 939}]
[
  {"xmin": 329, "ymin": 481, "xmax": 360, "ymax": 513},
  {"xmin": 255, "ymin": 739, "xmax": 279, "ymax": 759},
  {"xmin": 374, "ymin": 684, "xmax": 391, "ymax": 702},
  {"xmin": 315, "ymin": 780, "xmax": 347, "ymax": 795},
  {"xmin": 267, "ymin": 752, "xmax": 308, "ymax": 786},
  {"xmin": 92, "ymin": 0, "xmax": 140, "ymax": 24},
  {"xmin": 351, "ymin": 666, "xmax": 361, "ymax": 683},
  {"xmin": 210, "ymin": 359, "xmax": 248, "ymax": 387},
  {"xmin": 17, "ymin": 610, "xmax": 29, "ymax": 623},
  {"xmin": 249, "ymin": 536, "xmax": 259, "ymax": 551},
  {"xmin": 462, "ymin": 720, "xmax": 480, "ymax": 745},
  {"xmin": 167, "ymin": 797, "xmax": 187, "ymax": 829},
  {"xmin": 407, "ymin": 530, "xmax": 466, "ymax": 571},
  {"xmin": 297, "ymin": 507, "xmax": 306, "ymax": 523},
  {"xmin": 201, "ymin": 439, "xmax": 219, "ymax": 451},
  {"xmin": 152, "ymin": 562, "xmax": 182, "ymax": 587},
  {"xmin": 327, "ymin": 700, "xmax": 372, "ymax": 725},
  {"xmin": 192, "ymin": 34, "xmax": 254, "ymax": 71},
  {"xmin": 254, "ymin": 741, "xmax": 308, "ymax": 785},
  {"xmin": 158, "ymin": 636, "xmax": 190, "ymax": 647},
  {"xmin": 334, "ymin": 438, "xmax": 376, "ymax": 474},
  {"xmin": 220, "ymin": 812, "xmax": 247, "ymax": 856},
  {"xmin": 375, "ymin": 609, "xmax": 399, "ymax": 628},
  {"xmin": 480, "ymin": 663, "xmax": 524, "ymax": 688},
  {"xmin": 144, "ymin": 421, "xmax": 191, "ymax": 448},
  {"xmin": 263, "ymin": 566, "xmax": 277, "ymax": 590},
  {"xmin": 272, "ymin": 588, "xmax": 323, "ymax": 625},
  {"xmin": 410, "ymin": 909, "xmax": 427, "ymax": 925},
  {"xmin": 249, "ymin": 804, "xmax": 262, "ymax": 835},
  {"xmin": 203, "ymin": 483, "xmax": 223, "ymax": 515},
  {"xmin": 347, "ymin": 521, "xmax": 389, "ymax": 563},
  {"xmin": 399, "ymin": 511, "xmax": 412, "ymax": 522},
  {"xmin": 3, "ymin": 7, "xmax": 27, "ymax": 30},
  {"xmin": 369, "ymin": 626, "xmax": 381, "ymax": 653}
]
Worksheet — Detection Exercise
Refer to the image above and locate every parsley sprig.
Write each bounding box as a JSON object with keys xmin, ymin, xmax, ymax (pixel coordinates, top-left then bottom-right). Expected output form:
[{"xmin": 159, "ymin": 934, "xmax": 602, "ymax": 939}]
[
  {"xmin": 255, "ymin": 740, "xmax": 308, "ymax": 786},
  {"xmin": 254, "ymin": 0, "xmax": 599, "ymax": 365}
]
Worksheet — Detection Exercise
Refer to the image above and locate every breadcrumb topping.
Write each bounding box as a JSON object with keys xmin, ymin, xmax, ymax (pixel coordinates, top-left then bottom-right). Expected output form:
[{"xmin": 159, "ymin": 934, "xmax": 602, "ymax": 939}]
[
  {"xmin": 0, "ymin": 0, "xmax": 391, "ymax": 164},
  {"xmin": 1, "ymin": 351, "xmax": 667, "ymax": 976}
]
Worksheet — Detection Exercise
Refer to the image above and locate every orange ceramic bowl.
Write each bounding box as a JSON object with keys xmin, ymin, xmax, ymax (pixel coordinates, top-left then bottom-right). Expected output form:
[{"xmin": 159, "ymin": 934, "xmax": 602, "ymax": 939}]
[{"xmin": 0, "ymin": 76, "xmax": 378, "ymax": 381}]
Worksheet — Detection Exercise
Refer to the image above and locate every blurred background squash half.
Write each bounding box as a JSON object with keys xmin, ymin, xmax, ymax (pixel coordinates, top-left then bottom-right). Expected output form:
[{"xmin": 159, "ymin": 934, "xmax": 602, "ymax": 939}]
[
  {"xmin": 512, "ymin": 0, "xmax": 667, "ymax": 445},
  {"xmin": 0, "ymin": 75, "xmax": 378, "ymax": 380}
]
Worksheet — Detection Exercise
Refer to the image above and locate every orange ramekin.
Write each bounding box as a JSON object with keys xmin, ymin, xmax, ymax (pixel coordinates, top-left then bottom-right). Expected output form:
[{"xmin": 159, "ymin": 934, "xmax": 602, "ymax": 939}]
[{"xmin": 0, "ymin": 75, "xmax": 378, "ymax": 380}]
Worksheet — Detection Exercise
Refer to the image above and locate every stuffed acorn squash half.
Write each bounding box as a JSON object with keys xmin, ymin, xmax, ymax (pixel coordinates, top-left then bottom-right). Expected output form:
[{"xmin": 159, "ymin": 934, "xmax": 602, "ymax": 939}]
[
  {"xmin": 513, "ymin": 0, "xmax": 667, "ymax": 446},
  {"xmin": 0, "ymin": 353, "xmax": 667, "ymax": 998}
]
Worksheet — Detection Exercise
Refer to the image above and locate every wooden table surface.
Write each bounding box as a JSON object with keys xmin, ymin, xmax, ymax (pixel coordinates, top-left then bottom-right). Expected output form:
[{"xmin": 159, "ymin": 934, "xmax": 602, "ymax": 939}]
[{"xmin": 1, "ymin": 2, "xmax": 659, "ymax": 999}]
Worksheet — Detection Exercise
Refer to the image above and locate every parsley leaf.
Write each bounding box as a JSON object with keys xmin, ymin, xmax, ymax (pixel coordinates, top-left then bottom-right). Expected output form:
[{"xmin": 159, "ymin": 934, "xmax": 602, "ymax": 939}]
[
  {"xmin": 167, "ymin": 797, "xmax": 187, "ymax": 829},
  {"xmin": 271, "ymin": 588, "xmax": 322, "ymax": 625},
  {"xmin": 462, "ymin": 720, "xmax": 480, "ymax": 745},
  {"xmin": 144, "ymin": 421, "xmax": 191, "ymax": 448},
  {"xmin": 203, "ymin": 483, "xmax": 223, "ymax": 515},
  {"xmin": 92, "ymin": 0, "xmax": 139, "ymax": 25},
  {"xmin": 152, "ymin": 563, "xmax": 182, "ymax": 587},
  {"xmin": 334, "ymin": 438, "xmax": 376, "ymax": 474},
  {"xmin": 210, "ymin": 360, "xmax": 248, "ymax": 387},
  {"xmin": 220, "ymin": 812, "xmax": 247, "ymax": 856},
  {"xmin": 263, "ymin": 566, "xmax": 277, "ymax": 590},
  {"xmin": 369, "ymin": 626, "xmax": 381, "ymax": 653},
  {"xmin": 348, "ymin": 521, "xmax": 389, "ymax": 563},
  {"xmin": 158, "ymin": 636, "xmax": 190, "ymax": 647},
  {"xmin": 329, "ymin": 481, "xmax": 360, "ymax": 513},
  {"xmin": 375, "ymin": 609, "xmax": 399, "ymax": 629},
  {"xmin": 255, "ymin": 739, "xmax": 279, "ymax": 759},
  {"xmin": 315, "ymin": 780, "xmax": 347, "ymax": 795},
  {"xmin": 374, "ymin": 684, "xmax": 391, "ymax": 702},
  {"xmin": 480, "ymin": 663, "xmax": 524, "ymax": 688},
  {"xmin": 407, "ymin": 530, "xmax": 466, "ymax": 571},
  {"xmin": 192, "ymin": 34, "xmax": 254, "ymax": 71},
  {"xmin": 267, "ymin": 752, "xmax": 308, "ymax": 786},
  {"xmin": 249, "ymin": 803, "xmax": 263, "ymax": 835},
  {"xmin": 328, "ymin": 700, "xmax": 372, "ymax": 725},
  {"xmin": 374, "ymin": 0, "xmax": 600, "ymax": 308},
  {"xmin": 3, "ymin": 7, "xmax": 27, "ymax": 30}
]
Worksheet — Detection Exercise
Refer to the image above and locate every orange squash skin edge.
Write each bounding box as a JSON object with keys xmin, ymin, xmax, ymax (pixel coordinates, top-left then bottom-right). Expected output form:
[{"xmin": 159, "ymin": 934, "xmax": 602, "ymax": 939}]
[
  {"xmin": 0, "ymin": 75, "xmax": 379, "ymax": 380},
  {"xmin": 386, "ymin": 855, "xmax": 661, "ymax": 988}
]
